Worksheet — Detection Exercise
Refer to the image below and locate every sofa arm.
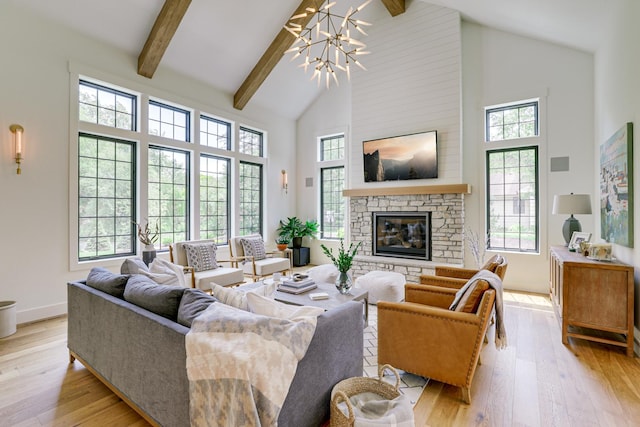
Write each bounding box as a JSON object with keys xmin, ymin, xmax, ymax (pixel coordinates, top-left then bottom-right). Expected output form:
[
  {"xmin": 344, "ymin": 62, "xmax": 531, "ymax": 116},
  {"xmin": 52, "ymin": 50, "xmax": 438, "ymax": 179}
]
[
  {"xmin": 405, "ymin": 283, "xmax": 457, "ymax": 309},
  {"xmin": 419, "ymin": 275, "xmax": 467, "ymax": 289},
  {"xmin": 434, "ymin": 266, "xmax": 479, "ymax": 280}
]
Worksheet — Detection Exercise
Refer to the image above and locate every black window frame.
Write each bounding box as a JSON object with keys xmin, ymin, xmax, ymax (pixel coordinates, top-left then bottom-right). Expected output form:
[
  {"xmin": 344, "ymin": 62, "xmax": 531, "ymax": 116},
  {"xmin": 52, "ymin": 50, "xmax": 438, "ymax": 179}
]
[
  {"xmin": 199, "ymin": 154, "xmax": 231, "ymax": 244},
  {"xmin": 238, "ymin": 161, "xmax": 263, "ymax": 236},
  {"xmin": 485, "ymin": 101, "xmax": 539, "ymax": 142},
  {"xmin": 320, "ymin": 165, "xmax": 345, "ymax": 239},
  {"xmin": 79, "ymin": 79, "xmax": 137, "ymax": 131},
  {"xmin": 238, "ymin": 126, "xmax": 264, "ymax": 157},
  {"xmin": 148, "ymin": 100, "xmax": 191, "ymax": 142}
]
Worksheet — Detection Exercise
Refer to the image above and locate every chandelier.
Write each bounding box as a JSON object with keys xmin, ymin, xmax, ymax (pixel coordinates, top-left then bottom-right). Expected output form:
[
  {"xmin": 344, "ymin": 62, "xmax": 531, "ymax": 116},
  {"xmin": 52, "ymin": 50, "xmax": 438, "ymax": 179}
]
[{"xmin": 284, "ymin": 0, "xmax": 372, "ymax": 88}]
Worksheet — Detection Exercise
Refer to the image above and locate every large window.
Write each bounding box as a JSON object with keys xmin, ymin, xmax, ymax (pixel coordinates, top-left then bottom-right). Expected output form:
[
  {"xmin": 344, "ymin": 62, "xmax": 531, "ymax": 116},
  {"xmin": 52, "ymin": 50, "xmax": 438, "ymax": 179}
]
[
  {"xmin": 486, "ymin": 146, "xmax": 538, "ymax": 252},
  {"xmin": 148, "ymin": 147, "xmax": 190, "ymax": 249},
  {"xmin": 239, "ymin": 161, "xmax": 263, "ymax": 236},
  {"xmin": 319, "ymin": 134, "xmax": 345, "ymax": 239},
  {"xmin": 486, "ymin": 100, "xmax": 538, "ymax": 142},
  {"xmin": 200, "ymin": 155, "xmax": 230, "ymax": 243},
  {"xmin": 78, "ymin": 133, "xmax": 135, "ymax": 260}
]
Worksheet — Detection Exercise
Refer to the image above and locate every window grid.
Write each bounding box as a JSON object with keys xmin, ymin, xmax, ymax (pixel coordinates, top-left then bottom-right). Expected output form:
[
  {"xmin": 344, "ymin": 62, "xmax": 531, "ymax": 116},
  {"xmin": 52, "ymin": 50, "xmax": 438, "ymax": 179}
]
[
  {"xmin": 79, "ymin": 80, "xmax": 136, "ymax": 131},
  {"xmin": 200, "ymin": 154, "xmax": 230, "ymax": 244},
  {"xmin": 321, "ymin": 166, "xmax": 345, "ymax": 239},
  {"xmin": 321, "ymin": 135, "xmax": 345, "ymax": 161},
  {"xmin": 149, "ymin": 100, "xmax": 190, "ymax": 142},
  {"xmin": 148, "ymin": 146, "xmax": 190, "ymax": 250},
  {"xmin": 200, "ymin": 116, "xmax": 231, "ymax": 150},
  {"xmin": 486, "ymin": 146, "xmax": 538, "ymax": 252},
  {"xmin": 239, "ymin": 161, "xmax": 263, "ymax": 236},
  {"xmin": 78, "ymin": 133, "xmax": 136, "ymax": 260},
  {"xmin": 486, "ymin": 101, "xmax": 538, "ymax": 142},
  {"xmin": 239, "ymin": 127, "xmax": 263, "ymax": 157}
]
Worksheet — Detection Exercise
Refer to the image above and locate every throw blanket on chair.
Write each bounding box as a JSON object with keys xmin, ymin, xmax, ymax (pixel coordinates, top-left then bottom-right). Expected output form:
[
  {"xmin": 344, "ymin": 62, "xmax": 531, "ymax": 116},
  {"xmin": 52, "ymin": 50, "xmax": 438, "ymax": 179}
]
[
  {"xmin": 450, "ymin": 269, "xmax": 508, "ymax": 349},
  {"xmin": 185, "ymin": 303, "xmax": 317, "ymax": 426}
]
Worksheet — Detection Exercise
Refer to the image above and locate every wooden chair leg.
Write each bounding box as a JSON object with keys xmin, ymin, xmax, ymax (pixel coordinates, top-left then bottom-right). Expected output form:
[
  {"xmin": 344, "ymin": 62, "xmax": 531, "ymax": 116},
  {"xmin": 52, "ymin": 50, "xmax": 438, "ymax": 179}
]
[
  {"xmin": 461, "ymin": 387, "xmax": 471, "ymax": 404},
  {"xmin": 69, "ymin": 352, "xmax": 76, "ymax": 364}
]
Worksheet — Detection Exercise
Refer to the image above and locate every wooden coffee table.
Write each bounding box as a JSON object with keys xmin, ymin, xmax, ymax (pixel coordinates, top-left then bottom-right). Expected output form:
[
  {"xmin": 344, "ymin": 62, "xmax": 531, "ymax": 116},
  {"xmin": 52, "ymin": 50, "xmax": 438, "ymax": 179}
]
[{"xmin": 275, "ymin": 282, "xmax": 368, "ymax": 326}]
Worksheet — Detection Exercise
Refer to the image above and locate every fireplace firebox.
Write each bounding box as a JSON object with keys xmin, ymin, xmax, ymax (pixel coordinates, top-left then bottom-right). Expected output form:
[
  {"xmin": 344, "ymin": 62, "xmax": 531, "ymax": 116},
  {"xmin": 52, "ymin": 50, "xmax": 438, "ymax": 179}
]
[{"xmin": 372, "ymin": 212, "xmax": 431, "ymax": 260}]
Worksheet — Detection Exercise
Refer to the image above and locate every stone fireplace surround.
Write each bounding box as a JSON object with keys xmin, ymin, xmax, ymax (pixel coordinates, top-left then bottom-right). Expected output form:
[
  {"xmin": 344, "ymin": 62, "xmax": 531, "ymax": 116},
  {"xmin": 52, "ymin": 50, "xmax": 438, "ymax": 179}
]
[{"xmin": 346, "ymin": 185, "xmax": 469, "ymax": 284}]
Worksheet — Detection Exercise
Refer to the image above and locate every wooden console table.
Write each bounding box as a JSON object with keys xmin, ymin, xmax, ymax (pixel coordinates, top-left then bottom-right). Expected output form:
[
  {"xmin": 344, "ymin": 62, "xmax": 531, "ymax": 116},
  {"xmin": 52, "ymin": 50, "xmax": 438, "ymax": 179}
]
[{"xmin": 549, "ymin": 246, "xmax": 635, "ymax": 357}]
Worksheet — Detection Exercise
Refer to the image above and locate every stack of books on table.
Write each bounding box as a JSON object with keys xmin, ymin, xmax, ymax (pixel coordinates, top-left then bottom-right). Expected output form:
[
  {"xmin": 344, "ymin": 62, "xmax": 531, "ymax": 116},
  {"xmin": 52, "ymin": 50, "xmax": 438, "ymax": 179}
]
[{"xmin": 278, "ymin": 277, "xmax": 317, "ymax": 294}]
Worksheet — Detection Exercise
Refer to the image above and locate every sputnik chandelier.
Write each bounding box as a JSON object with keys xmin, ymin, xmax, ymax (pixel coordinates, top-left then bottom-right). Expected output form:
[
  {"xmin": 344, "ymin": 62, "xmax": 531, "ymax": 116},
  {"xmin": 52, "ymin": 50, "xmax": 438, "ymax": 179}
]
[{"xmin": 284, "ymin": 0, "xmax": 372, "ymax": 88}]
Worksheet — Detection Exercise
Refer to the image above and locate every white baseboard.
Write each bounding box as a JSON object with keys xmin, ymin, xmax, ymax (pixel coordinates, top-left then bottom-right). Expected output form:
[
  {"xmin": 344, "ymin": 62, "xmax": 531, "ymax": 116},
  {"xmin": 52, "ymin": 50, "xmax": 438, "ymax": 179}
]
[{"xmin": 17, "ymin": 302, "xmax": 67, "ymax": 325}]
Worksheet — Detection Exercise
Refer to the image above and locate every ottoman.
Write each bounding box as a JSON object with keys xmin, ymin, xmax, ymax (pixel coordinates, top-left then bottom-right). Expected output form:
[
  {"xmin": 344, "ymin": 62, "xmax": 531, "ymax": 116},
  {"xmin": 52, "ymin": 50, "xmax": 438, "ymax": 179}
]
[{"xmin": 354, "ymin": 271, "xmax": 405, "ymax": 304}]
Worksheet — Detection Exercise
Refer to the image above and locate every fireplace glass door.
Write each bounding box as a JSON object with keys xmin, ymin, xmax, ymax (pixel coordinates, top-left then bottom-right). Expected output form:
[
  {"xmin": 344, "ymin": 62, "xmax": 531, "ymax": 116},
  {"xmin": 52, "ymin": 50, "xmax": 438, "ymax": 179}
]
[{"xmin": 373, "ymin": 212, "xmax": 431, "ymax": 260}]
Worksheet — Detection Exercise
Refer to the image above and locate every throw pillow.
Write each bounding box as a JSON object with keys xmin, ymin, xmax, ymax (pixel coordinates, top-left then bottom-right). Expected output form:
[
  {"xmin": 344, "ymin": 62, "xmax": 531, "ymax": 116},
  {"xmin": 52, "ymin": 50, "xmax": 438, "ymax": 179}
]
[
  {"xmin": 120, "ymin": 258, "xmax": 150, "ymax": 275},
  {"xmin": 481, "ymin": 255, "xmax": 504, "ymax": 274},
  {"xmin": 211, "ymin": 282, "xmax": 278, "ymax": 311},
  {"xmin": 124, "ymin": 275, "xmax": 185, "ymax": 321},
  {"xmin": 246, "ymin": 293, "xmax": 324, "ymax": 320},
  {"xmin": 240, "ymin": 235, "xmax": 267, "ymax": 261},
  {"xmin": 183, "ymin": 242, "xmax": 218, "ymax": 272},
  {"xmin": 449, "ymin": 278, "xmax": 490, "ymax": 313},
  {"xmin": 177, "ymin": 288, "xmax": 218, "ymax": 327},
  {"xmin": 86, "ymin": 267, "xmax": 129, "ymax": 299}
]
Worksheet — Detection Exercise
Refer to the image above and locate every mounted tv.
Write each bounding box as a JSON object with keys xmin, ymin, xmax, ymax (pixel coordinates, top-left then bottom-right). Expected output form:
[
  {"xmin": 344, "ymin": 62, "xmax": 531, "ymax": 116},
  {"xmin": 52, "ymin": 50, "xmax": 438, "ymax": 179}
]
[{"xmin": 362, "ymin": 130, "xmax": 437, "ymax": 182}]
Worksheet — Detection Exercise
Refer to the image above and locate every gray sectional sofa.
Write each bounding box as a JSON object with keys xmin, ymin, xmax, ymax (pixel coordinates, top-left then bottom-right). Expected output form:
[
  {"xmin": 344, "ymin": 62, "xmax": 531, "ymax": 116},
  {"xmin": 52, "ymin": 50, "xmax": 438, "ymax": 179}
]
[{"xmin": 67, "ymin": 272, "xmax": 364, "ymax": 427}]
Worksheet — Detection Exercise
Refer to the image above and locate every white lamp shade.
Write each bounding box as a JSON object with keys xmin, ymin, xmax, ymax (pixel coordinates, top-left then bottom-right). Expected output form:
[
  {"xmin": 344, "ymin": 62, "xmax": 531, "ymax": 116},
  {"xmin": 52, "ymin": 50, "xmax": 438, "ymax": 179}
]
[{"xmin": 552, "ymin": 194, "xmax": 592, "ymax": 215}]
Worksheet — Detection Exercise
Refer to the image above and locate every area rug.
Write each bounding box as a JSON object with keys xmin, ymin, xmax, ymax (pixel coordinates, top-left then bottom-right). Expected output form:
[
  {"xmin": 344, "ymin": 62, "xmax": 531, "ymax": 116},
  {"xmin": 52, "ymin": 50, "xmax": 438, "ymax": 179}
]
[{"xmin": 362, "ymin": 304, "xmax": 428, "ymax": 406}]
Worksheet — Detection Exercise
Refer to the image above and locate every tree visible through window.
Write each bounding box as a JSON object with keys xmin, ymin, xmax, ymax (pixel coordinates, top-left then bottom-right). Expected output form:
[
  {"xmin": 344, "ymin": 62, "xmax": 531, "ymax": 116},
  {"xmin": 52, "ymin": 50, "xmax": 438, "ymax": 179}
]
[
  {"xmin": 78, "ymin": 133, "xmax": 135, "ymax": 260},
  {"xmin": 239, "ymin": 161, "xmax": 262, "ymax": 236},
  {"xmin": 200, "ymin": 154, "xmax": 230, "ymax": 243},
  {"xmin": 486, "ymin": 146, "xmax": 538, "ymax": 252},
  {"xmin": 320, "ymin": 134, "xmax": 345, "ymax": 239},
  {"xmin": 486, "ymin": 101, "xmax": 538, "ymax": 142}
]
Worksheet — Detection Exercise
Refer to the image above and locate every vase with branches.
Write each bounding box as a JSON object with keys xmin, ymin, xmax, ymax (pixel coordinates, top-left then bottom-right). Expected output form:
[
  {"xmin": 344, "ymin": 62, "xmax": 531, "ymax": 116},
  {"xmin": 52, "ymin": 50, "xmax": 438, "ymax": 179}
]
[
  {"xmin": 465, "ymin": 227, "xmax": 488, "ymax": 268},
  {"xmin": 320, "ymin": 239, "xmax": 361, "ymax": 294}
]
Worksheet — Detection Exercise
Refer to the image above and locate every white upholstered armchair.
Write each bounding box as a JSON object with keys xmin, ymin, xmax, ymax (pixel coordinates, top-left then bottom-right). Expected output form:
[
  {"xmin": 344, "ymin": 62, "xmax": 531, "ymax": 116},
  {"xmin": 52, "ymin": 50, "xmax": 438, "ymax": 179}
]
[{"xmin": 228, "ymin": 234, "xmax": 291, "ymax": 281}]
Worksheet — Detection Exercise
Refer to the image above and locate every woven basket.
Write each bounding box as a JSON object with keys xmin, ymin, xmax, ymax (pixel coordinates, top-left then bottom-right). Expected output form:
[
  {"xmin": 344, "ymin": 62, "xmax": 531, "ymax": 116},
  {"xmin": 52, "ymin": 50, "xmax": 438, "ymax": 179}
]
[{"xmin": 330, "ymin": 364, "xmax": 402, "ymax": 427}]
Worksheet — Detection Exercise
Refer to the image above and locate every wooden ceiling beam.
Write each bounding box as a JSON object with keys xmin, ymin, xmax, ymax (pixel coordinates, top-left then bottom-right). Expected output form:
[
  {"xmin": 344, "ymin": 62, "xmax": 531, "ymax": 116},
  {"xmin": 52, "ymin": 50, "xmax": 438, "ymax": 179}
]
[
  {"xmin": 381, "ymin": 0, "xmax": 405, "ymax": 17},
  {"xmin": 233, "ymin": 0, "xmax": 325, "ymax": 111},
  {"xmin": 138, "ymin": 0, "xmax": 192, "ymax": 78}
]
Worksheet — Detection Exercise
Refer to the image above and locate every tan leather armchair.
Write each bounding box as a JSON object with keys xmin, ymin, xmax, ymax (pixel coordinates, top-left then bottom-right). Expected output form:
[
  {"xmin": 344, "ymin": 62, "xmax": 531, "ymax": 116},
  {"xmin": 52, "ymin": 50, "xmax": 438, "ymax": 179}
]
[
  {"xmin": 377, "ymin": 282, "xmax": 496, "ymax": 404},
  {"xmin": 421, "ymin": 254, "xmax": 508, "ymax": 288}
]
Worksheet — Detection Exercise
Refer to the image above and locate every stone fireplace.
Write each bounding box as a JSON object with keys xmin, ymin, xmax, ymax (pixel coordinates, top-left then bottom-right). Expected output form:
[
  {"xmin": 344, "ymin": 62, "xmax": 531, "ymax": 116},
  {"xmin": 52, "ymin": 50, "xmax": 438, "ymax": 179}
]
[{"xmin": 347, "ymin": 185, "xmax": 468, "ymax": 283}]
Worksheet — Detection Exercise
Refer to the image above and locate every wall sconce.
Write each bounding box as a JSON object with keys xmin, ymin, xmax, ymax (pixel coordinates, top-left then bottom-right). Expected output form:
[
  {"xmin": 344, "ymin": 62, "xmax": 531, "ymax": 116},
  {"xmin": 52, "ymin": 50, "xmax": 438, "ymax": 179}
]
[
  {"xmin": 281, "ymin": 169, "xmax": 288, "ymax": 194},
  {"xmin": 10, "ymin": 124, "xmax": 24, "ymax": 175}
]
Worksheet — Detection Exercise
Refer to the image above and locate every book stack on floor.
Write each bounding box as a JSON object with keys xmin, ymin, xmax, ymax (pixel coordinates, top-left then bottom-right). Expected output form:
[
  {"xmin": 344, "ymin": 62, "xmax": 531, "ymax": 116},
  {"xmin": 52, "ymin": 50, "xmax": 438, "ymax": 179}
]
[{"xmin": 278, "ymin": 277, "xmax": 317, "ymax": 294}]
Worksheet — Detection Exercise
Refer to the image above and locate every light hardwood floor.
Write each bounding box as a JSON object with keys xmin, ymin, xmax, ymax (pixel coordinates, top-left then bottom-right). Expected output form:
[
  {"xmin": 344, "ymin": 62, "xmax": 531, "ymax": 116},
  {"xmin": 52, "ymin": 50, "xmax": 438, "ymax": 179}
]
[{"xmin": 1, "ymin": 291, "xmax": 640, "ymax": 426}]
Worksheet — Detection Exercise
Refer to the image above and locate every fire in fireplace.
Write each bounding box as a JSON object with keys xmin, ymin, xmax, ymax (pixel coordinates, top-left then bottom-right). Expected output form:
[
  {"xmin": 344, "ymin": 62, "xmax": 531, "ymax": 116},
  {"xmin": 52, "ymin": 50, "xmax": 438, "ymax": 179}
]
[{"xmin": 372, "ymin": 212, "xmax": 431, "ymax": 260}]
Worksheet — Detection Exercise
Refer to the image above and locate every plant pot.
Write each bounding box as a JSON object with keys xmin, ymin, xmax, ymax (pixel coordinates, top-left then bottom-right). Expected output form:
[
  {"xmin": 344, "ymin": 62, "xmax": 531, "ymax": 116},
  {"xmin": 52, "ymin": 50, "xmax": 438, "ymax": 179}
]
[
  {"xmin": 276, "ymin": 243, "xmax": 288, "ymax": 251},
  {"xmin": 143, "ymin": 244, "xmax": 156, "ymax": 266},
  {"xmin": 335, "ymin": 271, "xmax": 353, "ymax": 295},
  {"xmin": 292, "ymin": 237, "xmax": 303, "ymax": 248}
]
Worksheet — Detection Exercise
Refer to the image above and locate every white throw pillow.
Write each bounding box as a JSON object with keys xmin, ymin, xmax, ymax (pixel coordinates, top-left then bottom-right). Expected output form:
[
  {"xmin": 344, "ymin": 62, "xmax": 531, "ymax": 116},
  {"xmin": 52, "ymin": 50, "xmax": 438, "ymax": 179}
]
[
  {"xmin": 211, "ymin": 282, "xmax": 278, "ymax": 311},
  {"xmin": 246, "ymin": 293, "xmax": 324, "ymax": 320}
]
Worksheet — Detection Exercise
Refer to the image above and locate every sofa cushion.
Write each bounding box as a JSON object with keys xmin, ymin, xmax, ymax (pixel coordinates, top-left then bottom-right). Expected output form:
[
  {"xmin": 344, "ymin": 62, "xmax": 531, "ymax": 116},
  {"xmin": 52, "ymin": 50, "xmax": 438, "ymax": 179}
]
[
  {"xmin": 450, "ymin": 279, "xmax": 490, "ymax": 313},
  {"xmin": 177, "ymin": 288, "xmax": 218, "ymax": 327},
  {"xmin": 240, "ymin": 235, "xmax": 266, "ymax": 261},
  {"xmin": 184, "ymin": 242, "xmax": 218, "ymax": 272},
  {"xmin": 211, "ymin": 282, "xmax": 278, "ymax": 311},
  {"xmin": 120, "ymin": 258, "xmax": 150, "ymax": 275},
  {"xmin": 86, "ymin": 267, "xmax": 129, "ymax": 299},
  {"xmin": 124, "ymin": 275, "xmax": 185, "ymax": 320}
]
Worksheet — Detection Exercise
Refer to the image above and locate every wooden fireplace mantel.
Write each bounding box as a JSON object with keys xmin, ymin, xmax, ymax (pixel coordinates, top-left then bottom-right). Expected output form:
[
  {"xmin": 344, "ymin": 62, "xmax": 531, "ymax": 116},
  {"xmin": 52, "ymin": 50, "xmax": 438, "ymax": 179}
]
[{"xmin": 343, "ymin": 184, "xmax": 471, "ymax": 197}]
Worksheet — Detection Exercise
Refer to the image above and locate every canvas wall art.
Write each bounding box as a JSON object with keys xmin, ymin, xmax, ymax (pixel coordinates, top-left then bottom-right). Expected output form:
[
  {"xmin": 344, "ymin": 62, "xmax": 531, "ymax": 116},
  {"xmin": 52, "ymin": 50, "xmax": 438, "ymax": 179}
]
[{"xmin": 600, "ymin": 122, "xmax": 633, "ymax": 247}]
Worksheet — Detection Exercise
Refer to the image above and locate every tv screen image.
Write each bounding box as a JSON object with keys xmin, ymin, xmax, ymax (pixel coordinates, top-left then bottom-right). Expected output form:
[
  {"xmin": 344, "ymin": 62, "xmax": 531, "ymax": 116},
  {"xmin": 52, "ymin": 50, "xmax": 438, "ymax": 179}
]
[{"xmin": 362, "ymin": 130, "xmax": 437, "ymax": 182}]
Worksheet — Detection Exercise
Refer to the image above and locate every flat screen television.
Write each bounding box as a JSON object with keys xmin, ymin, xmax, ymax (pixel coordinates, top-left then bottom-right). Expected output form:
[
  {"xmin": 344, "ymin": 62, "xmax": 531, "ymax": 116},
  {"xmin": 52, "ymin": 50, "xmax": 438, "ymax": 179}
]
[{"xmin": 362, "ymin": 130, "xmax": 437, "ymax": 182}]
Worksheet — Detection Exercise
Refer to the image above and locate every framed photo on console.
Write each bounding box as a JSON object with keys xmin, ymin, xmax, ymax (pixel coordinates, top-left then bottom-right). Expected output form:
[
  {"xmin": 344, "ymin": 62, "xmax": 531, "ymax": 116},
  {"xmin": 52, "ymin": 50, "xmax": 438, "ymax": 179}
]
[{"xmin": 568, "ymin": 231, "xmax": 591, "ymax": 251}]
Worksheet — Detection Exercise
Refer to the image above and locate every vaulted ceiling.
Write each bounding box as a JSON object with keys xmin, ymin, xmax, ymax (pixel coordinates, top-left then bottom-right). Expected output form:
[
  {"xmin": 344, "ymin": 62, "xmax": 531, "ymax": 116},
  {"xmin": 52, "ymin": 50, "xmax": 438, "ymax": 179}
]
[{"xmin": 11, "ymin": 0, "xmax": 619, "ymax": 119}]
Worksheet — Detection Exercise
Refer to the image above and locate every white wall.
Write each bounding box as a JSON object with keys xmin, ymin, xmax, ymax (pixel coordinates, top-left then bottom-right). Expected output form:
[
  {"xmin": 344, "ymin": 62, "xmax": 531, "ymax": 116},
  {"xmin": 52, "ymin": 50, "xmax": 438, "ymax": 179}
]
[
  {"xmin": 594, "ymin": 0, "xmax": 640, "ymax": 333},
  {"xmin": 462, "ymin": 22, "xmax": 594, "ymax": 293},
  {"xmin": 0, "ymin": 3, "xmax": 296, "ymax": 323}
]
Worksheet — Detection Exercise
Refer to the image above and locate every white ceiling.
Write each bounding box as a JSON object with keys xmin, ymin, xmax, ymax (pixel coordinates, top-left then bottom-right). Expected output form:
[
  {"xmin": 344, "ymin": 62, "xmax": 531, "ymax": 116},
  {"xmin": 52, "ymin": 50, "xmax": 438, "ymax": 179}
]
[{"xmin": 10, "ymin": 0, "xmax": 620, "ymax": 119}]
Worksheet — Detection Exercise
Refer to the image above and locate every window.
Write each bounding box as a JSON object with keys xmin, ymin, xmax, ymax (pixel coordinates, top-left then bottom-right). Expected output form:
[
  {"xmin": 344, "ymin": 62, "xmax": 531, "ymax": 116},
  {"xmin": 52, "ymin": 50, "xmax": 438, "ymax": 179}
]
[
  {"xmin": 148, "ymin": 146, "xmax": 190, "ymax": 249},
  {"xmin": 486, "ymin": 146, "xmax": 538, "ymax": 252},
  {"xmin": 486, "ymin": 101, "xmax": 538, "ymax": 142},
  {"xmin": 200, "ymin": 154, "xmax": 230, "ymax": 243},
  {"xmin": 239, "ymin": 161, "xmax": 262, "ymax": 236},
  {"xmin": 149, "ymin": 100, "xmax": 190, "ymax": 142},
  {"xmin": 239, "ymin": 127, "xmax": 263, "ymax": 157},
  {"xmin": 200, "ymin": 116, "xmax": 231, "ymax": 150},
  {"xmin": 79, "ymin": 80, "xmax": 136, "ymax": 130},
  {"xmin": 78, "ymin": 133, "xmax": 135, "ymax": 260},
  {"xmin": 319, "ymin": 134, "xmax": 345, "ymax": 239}
]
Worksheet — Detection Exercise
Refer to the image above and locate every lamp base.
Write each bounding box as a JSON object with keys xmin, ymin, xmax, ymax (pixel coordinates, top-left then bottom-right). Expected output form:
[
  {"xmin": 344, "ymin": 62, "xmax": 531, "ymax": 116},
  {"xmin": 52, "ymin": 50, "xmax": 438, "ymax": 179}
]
[{"xmin": 562, "ymin": 215, "xmax": 582, "ymax": 246}]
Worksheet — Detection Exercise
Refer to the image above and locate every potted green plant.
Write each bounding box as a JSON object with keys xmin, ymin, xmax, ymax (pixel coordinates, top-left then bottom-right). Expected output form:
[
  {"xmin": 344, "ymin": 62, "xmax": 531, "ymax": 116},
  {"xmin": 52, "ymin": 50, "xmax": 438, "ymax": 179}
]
[
  {"xmin": 320, "ymin": 239, "xmax": 361, "ymax": 294},
  {"xmin": 275, "ymin": 236, "xmax": 290, "ymax": 251},
  {"xmin": 277, "ymin": 217, "xmax": 319, "ymax": 248}
]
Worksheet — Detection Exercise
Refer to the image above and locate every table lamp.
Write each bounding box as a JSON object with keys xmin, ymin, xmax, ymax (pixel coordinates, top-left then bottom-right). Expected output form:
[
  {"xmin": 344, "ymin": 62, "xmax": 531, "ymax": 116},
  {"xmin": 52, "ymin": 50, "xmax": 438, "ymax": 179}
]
[{"xmin": 552, "ymin": 193, "xmax": 592, "ymax": 245}]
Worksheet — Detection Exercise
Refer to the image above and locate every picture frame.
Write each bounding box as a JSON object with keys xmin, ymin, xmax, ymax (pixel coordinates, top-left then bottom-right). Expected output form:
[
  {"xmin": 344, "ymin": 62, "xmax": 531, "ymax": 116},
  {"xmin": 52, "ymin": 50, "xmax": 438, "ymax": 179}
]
[
  {"xmin": 568, "ymin": 231, "xmax": 591, "ymax": 251},
  {"xmin": 600, "ymin": 122, "xmax": 634, "ymax": 247}
]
